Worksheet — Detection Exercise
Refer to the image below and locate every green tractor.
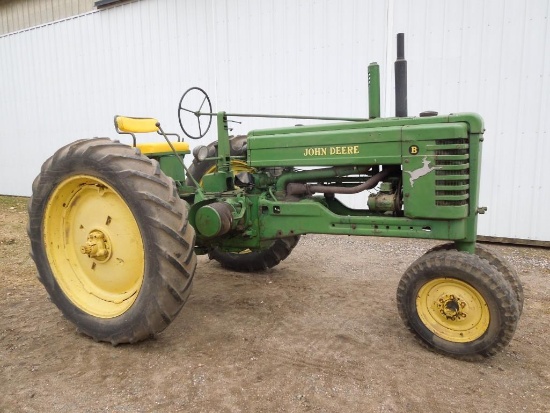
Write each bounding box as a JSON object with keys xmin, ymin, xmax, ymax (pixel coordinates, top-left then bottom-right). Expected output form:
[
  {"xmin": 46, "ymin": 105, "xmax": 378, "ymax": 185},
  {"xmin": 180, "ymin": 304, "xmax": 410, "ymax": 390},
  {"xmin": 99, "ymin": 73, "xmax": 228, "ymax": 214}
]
[{"xmin": 28, "ymin": 34, "xmax": 521, "ymax": 360}]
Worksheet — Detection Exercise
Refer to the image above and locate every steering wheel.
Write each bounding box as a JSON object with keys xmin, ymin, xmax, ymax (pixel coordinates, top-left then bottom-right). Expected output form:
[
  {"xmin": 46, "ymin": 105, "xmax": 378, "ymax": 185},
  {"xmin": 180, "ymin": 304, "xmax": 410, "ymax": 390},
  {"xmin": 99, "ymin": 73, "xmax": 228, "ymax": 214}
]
[{"xmin": 178, "ymin": 87, "xmax": 213, "ymax": 139}]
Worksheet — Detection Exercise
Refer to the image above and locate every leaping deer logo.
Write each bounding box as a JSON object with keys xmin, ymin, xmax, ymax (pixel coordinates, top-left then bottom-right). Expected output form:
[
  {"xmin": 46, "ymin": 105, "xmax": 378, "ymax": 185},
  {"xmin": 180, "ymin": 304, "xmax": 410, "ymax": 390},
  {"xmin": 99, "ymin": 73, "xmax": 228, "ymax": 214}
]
[{"xmin": 405, "ymin": 156, "xmax": 440, "ymax": 187}]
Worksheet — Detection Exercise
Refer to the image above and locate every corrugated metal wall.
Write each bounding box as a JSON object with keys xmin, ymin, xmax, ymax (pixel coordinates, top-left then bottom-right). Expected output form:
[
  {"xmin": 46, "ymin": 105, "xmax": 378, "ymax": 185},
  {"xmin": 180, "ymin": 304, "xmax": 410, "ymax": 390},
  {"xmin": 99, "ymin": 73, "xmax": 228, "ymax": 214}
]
[
  {"xmin": 392, "ymin": 0, "xmax": 550, "ymax": 241},
  {"xmin": 0, "ymin": 0, "xmax": 94, "ymax": 35},
  {"xmin": 1, "ymin": 0, "xmax": 548, "ymax": 242}
]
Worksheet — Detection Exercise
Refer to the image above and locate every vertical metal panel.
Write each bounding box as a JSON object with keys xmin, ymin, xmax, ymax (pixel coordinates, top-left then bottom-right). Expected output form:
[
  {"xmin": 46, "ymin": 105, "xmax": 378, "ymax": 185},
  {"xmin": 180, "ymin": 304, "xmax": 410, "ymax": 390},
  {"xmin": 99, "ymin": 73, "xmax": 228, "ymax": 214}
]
[
  {"xmin": 392, "ymin": 0, "xmax": 550, "ymax": 241},
  {"xmin": 0, "ymin": 0, "xmax": 388, "ymax": 191},
  {"xmin": 210, "ymin": 0, "xmax": 388, "ymax": 134},
  {"xmin": 0, "ymin": 0, "xmax": 549, "ymax": 241}
]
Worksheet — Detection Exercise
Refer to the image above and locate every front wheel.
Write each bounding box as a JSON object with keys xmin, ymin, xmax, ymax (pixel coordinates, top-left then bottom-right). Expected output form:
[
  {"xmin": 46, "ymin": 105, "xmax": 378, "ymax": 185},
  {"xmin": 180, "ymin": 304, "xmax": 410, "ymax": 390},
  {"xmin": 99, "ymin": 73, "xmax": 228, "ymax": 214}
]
[
  {"xmin": 28, "ymin": 138, "xmax": 197, "ymax": 344},
  {"xmin": 425, "ymin": 242, "xmax": 523, "ymax": 314},
  {"xmin": 396, "ymin": 250, "xmax": 520, "ymax": 360}
]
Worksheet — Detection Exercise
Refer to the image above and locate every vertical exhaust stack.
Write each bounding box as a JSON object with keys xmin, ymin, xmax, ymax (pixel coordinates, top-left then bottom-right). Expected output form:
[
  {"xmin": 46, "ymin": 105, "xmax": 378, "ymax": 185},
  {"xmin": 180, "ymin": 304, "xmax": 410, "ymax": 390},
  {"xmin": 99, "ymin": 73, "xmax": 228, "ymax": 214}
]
[{"xmin": 395, "ymin": 33, "xmax": 408, "ymax": 117}]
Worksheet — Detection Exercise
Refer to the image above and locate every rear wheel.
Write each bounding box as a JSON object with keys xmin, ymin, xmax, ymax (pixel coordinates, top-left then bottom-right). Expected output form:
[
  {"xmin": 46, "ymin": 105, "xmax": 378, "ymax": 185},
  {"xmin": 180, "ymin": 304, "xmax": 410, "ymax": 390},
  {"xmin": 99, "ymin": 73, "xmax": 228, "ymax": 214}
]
[
  {"xmin": 28, "ymin": 138, "xmax": 197, "ymax": 344},
  {"xmin": 187, "ymin": 136, "xmax": 300, "ymax": 272},
  {"xmin": 208, "ymin": 236, "xmax": 300, "ymax": 272},
  {"xmin": 396, "ymin": 250, "xmax": 519, "ymax": 360}
]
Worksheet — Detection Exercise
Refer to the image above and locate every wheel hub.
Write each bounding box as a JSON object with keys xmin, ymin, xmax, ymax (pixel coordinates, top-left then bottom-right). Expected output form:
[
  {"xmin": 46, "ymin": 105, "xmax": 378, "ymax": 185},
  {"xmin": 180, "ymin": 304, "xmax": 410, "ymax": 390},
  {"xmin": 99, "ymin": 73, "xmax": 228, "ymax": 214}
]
[
  {"xmin": 437, "ymin": 294, "xmax": 467, "ymax": 320},
  {"xmin": 80, "ymin": 230, "xmax": 112, "ymax": 261}
]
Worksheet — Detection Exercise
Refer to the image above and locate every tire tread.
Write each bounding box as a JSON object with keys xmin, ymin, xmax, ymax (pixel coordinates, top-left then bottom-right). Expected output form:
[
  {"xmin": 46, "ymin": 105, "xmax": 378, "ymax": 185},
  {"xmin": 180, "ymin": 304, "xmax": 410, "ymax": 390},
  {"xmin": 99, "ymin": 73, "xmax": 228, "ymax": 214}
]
[
  {"xmin": 28, "ymin": 138, "xmax": 196, "ymax": 344},
  {"xmin": 396, "ymin": 250, "xmax": 519, "ymax": 361}
]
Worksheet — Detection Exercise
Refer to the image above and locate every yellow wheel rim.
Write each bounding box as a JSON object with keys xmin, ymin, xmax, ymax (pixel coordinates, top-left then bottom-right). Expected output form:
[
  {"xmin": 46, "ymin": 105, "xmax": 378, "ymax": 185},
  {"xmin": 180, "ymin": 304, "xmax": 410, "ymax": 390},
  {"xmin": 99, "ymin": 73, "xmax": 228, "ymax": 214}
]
[
  {"xmin": 44, "ymin": 175, "xmax": 144, "ymax": 318},
  {"xmin": 416, "ymin": 278, "xmax": 490, "ymax": 342}
]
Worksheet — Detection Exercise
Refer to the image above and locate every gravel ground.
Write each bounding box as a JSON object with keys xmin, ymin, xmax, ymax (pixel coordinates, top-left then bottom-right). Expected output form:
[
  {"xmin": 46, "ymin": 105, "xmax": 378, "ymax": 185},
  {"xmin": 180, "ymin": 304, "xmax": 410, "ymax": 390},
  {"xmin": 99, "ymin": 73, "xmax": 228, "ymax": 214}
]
[{"xmin": 1, "ymin": 195, "xmax": 550, "ymax": 412}]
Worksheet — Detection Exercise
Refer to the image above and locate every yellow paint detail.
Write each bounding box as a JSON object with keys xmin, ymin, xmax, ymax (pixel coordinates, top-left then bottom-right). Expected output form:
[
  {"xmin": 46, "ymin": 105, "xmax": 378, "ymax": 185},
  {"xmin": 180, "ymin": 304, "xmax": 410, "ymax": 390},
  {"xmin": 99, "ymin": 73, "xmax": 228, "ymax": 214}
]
[
  {"xmin": 416, "ymin": 278, "xmax": 490, "ymax": 343},
  {"xmin": 201, "ymin": 160, "xmax": 255, "ymax": 185},
  {"xmin": 115, "ymin": 116, "xmax": 159, "ymax": 133},
  {"xmin": 303, "ymin": 145, "xmax": 359, "ymax": 156},
  {"xmin": 44, "ymin": 175, "xmax": 144, "ymax": 318},
  {"xmin": 137, "ymin": 141, "xmax": 190, "ymax": 154}
]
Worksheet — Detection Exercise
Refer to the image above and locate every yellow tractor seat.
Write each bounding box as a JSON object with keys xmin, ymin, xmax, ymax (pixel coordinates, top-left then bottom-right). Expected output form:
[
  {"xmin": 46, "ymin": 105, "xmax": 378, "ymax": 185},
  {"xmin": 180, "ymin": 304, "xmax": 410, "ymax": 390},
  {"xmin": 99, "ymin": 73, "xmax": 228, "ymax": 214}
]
[
  {"xmin": 136, "ymin": 141, "xmax": 190, "ymax": 155},
  {"xmin": 114, "ymin": 115, "xmax": 189, "ymax": 155}
]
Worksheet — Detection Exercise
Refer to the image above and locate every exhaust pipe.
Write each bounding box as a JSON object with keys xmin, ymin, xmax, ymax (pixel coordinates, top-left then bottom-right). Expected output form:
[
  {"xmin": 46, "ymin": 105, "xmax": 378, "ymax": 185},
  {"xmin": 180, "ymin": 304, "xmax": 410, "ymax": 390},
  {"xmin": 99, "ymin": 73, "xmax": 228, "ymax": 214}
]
[{"xmin": 395, "ymin": 33, "xmax": 408, "ymax": 117}]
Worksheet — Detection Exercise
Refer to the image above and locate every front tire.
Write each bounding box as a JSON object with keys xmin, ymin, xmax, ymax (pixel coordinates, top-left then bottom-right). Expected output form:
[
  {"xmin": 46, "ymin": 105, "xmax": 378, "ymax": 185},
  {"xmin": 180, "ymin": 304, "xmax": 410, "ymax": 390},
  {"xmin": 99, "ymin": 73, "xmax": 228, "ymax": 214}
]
[
  {"xmin": 396, "ymin": 250, "xmax": 519, "ymax": 360},
  {"xmin": 426, "ymin": 242, "xmax": 523, "ymax": 314},
  {"xmin": 28, "ymin": 138, "xmax": 197, "ymax": 344}
]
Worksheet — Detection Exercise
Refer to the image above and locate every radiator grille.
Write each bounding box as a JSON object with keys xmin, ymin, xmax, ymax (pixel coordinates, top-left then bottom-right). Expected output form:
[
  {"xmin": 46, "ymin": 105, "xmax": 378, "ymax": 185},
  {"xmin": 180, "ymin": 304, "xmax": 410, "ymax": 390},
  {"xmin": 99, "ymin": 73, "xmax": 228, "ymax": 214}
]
[{"xmin": 433, "ymin": 138, "xmax": 469, "ymax": 207}]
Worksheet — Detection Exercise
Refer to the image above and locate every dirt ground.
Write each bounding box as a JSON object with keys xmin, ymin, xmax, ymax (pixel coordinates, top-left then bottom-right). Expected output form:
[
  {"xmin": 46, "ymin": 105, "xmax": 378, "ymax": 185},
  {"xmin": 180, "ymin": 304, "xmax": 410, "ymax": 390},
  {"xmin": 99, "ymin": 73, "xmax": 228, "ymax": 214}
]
[{"xmin": 1, "ymin": 195, "xmax": 549, "ymax": 413}]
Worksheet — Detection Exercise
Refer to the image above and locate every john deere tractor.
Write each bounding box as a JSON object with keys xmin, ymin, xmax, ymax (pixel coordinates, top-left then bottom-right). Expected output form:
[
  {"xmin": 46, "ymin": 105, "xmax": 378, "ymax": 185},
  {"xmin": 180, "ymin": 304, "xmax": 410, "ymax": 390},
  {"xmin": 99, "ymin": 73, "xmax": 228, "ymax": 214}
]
[{"xmin": 28, "ymin": 34, "xmax": 521, "ymax": 360}]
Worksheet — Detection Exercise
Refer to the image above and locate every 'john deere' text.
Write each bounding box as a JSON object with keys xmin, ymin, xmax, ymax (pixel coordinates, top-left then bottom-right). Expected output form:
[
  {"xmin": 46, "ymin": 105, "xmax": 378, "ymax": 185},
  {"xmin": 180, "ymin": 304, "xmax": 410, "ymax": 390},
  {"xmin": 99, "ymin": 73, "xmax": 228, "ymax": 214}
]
[{"xmin": 303, "ymin": 146, "xmax": 359, "ymax": 157}]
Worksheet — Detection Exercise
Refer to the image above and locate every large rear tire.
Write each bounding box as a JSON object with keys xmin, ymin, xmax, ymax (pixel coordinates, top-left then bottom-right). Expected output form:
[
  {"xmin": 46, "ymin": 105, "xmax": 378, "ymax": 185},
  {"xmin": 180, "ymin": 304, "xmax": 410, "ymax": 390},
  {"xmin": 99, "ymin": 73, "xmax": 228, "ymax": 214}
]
[
  {"xmin": 396, "ymin": 250, "xmax": 519, "ymax": 360},
  {"xmin": 187, "ymin": 136, "xmax": 300, "ymax": 272},
  {"xmin": 28, "ymin": 138, "xmax": 197, "ymax": 344}
]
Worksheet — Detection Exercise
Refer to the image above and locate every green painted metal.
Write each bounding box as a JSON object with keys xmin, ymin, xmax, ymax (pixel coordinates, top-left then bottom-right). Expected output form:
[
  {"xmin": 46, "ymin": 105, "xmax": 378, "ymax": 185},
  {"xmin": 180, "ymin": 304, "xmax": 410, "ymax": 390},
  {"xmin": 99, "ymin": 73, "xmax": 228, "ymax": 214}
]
[
  {"xmin": 257, "ymin": 197, "xmax": 468, "ymax": 241},
  {"xmin": 195, "ymin": 201, "xmax": 239, "ymax": 238},
  {"xmin": 368, "ymin": 62, "xmax": 380, "ymax": 119},
  {"xmin": 195, "ymin": 205, "xmax": 226, "ymax": 238},
  {"xmin": 216, "ymin": 112, "xmax": 231, "ymax": 177},
  {"xmin": 157, "ymin": 155, "xmax": 186, "ymax": 182},
  {"xmin": 401, "ymin": 123, "xmax": 470, "ymax": 220},
  {"xmin": 155, "ymin": 54, "xmax": 486, "ymax": 256},
  {"xmin": 165, "ymin": 109, "xmax": 484, "ymax": 256},
  {"xmin": 201, "ymin": 172, "xmax": 230, "ymax": 193},
  {"xmin": 247, "ymin": 125, "xmax": 403, "ymax": 167},
  {"xmin": 248, "ymin": 112, "xmax": 483, "ymax": 136}
]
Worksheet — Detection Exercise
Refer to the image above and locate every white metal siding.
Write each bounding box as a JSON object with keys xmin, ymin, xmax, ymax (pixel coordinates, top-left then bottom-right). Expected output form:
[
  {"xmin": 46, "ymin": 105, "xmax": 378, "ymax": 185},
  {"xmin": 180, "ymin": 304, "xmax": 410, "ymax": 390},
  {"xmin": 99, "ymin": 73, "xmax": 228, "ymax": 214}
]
[
  {"xmin": 392, "ymin": 0, "xmax": 550, "ymax": 241},
  {"xmin": 0, "ymin": 0, "xmax": 548, "ymax": 241}
]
